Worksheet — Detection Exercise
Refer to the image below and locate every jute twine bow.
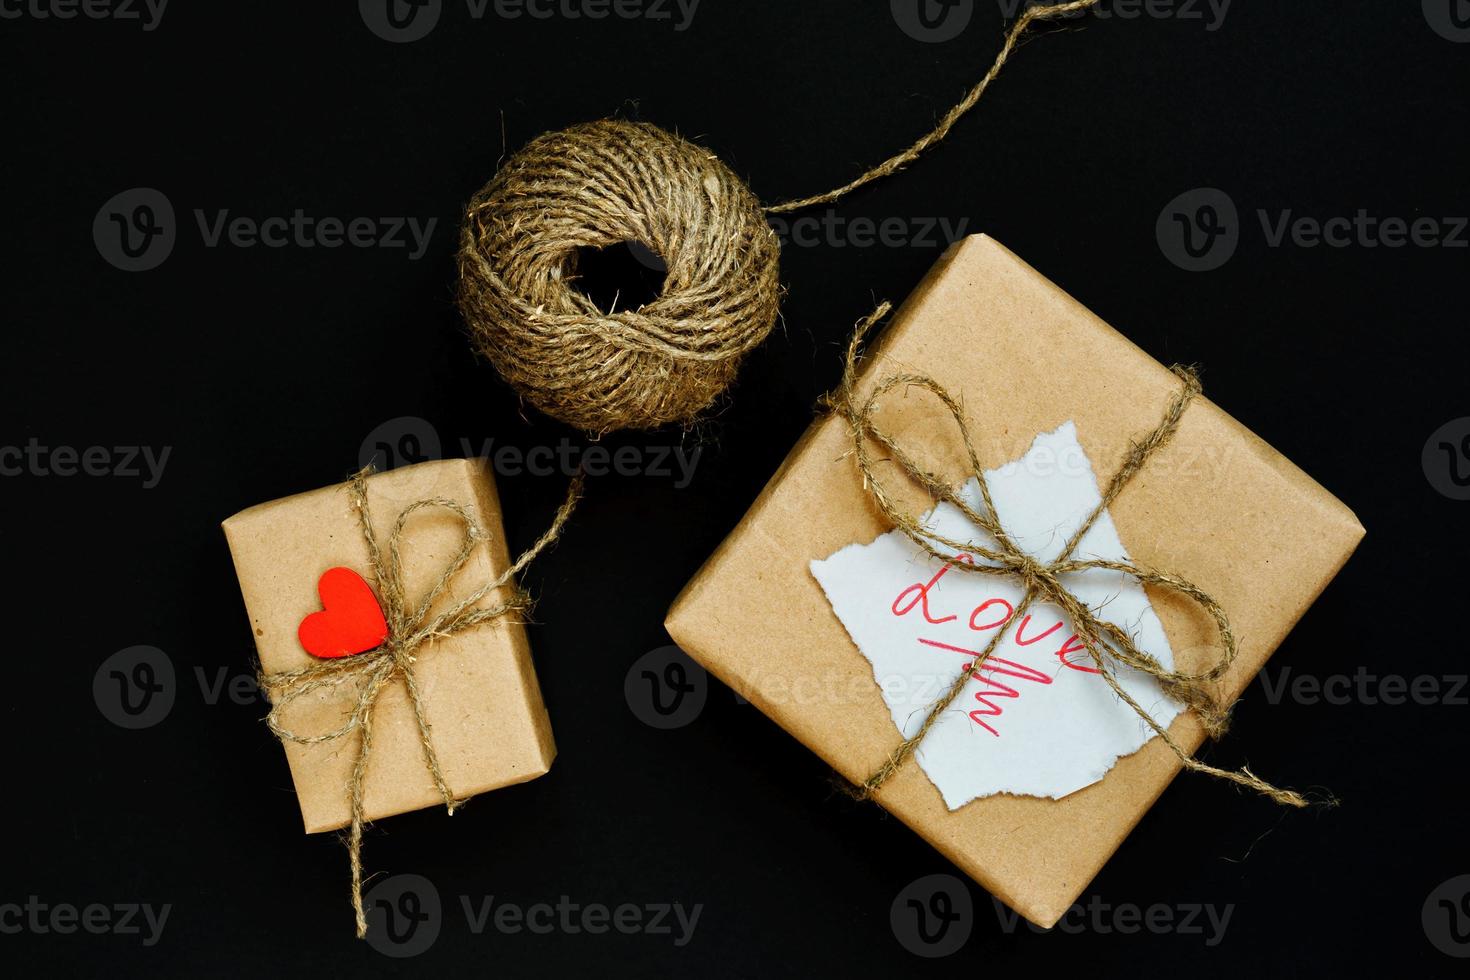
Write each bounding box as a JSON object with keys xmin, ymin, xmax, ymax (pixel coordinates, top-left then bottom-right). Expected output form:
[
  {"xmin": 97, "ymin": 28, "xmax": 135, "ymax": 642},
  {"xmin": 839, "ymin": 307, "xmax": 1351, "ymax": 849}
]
[
  {"xmin": 827, "ymin": 304, "xmax": 1311, "ymax": 808},
  {"xmin": 458, "ymin": 0, "xmax": 1109, "ymax": 435},
  {"xmin": 258, "ymin": 468, "xmax": 581, "ymax": 938}
]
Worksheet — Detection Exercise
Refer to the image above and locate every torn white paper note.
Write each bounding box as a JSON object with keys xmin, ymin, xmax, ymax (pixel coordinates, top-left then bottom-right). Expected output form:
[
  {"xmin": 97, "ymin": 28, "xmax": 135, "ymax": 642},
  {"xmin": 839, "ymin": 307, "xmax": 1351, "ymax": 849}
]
[{"xmin": 810, "ymin": 421, "xmax": 1182, "ymax": 809}]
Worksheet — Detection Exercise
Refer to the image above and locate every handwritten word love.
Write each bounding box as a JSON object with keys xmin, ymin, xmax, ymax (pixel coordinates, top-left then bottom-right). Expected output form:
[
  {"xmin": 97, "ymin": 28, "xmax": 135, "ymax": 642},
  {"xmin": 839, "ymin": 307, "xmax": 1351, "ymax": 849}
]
[{"xmin": 891, "ymin": 555, "xmax": 1099, "ymax": 736}]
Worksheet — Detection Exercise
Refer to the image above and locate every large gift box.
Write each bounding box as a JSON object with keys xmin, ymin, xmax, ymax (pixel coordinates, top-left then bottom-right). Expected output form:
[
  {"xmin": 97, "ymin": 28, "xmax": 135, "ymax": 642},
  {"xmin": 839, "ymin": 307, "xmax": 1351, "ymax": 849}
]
[
  {"xmin": 223, "ymin": 458, "xmax": 556, "ymax": 834},
  {"xmin": 665, "ymin": 235, "xmax": 1363, "ymax": 927}
]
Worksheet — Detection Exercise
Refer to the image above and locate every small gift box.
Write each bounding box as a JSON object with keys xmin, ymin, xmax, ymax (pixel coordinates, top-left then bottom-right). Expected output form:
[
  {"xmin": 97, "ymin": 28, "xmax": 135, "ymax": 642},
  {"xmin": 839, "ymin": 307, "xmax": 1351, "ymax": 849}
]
[
  {"xmin": 220, "ymin": 455, "xmax": 558, "ymax": 834},
  {"xmin": 665, "ymin": 235, "xmax": 1363, "ymax": 928},
  {"xmin": 223, "ymin": 458, "xmax": 575, "ymax": 935}
]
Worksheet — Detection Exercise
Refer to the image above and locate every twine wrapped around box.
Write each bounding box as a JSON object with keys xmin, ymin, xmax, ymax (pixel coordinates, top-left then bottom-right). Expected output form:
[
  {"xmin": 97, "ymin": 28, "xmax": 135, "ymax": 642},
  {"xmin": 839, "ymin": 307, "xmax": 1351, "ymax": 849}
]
[
  {"xmin": 824, "ymin": 304, "xmax": 1316, "ymax": 808},
  {"xmin": 258, "ymin": 467, "xmax": 580, "ymax": 938}
]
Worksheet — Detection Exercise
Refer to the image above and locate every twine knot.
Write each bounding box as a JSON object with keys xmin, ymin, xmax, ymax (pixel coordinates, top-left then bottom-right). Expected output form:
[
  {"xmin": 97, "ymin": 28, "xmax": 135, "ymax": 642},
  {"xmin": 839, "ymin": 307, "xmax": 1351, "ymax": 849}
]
[
  {"xmin": 827, "ymin": 303, "xmax": 1313, "ymax": 811},
  {"xmin": 1004, "ymin": 553, "xmax": 1056, "ymax": 593},
  {"xmin": 258, "ymin": 467, "xmax": 581, "ymax": 938}
]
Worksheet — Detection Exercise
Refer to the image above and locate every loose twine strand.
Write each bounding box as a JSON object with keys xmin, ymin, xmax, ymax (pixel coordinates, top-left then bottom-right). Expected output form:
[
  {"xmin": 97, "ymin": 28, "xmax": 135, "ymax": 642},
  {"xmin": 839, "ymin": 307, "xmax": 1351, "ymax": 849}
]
[
  {"xmin": 257, "ymin": 468, "xmax": 582, "ymax": 938},
  {"xmin": 825, "ymin": 304, "xmax": 1311, "ymax": 808},
  {"xmin": 767, "ymin": 0, "xmax": 1107, "ymax": 214}
]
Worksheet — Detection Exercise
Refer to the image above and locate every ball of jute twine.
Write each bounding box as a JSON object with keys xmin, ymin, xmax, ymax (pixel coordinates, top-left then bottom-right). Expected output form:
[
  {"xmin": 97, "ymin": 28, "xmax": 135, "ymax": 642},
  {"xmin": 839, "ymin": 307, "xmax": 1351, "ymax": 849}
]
[
  {"xmin": 457, "ymin": 0, "xmax": 1105, "ymax": 434},
  {"xmin": 458, "ymin": 120, "xmax": 781, "ymax": 434}
]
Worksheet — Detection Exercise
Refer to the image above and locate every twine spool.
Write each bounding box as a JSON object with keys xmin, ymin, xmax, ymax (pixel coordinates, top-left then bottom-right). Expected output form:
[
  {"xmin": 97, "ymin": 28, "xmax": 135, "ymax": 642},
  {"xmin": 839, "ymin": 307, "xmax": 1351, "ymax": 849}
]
[{"xmin": 457, "ymin": 120, "xmax": 781, "ymax": 434}]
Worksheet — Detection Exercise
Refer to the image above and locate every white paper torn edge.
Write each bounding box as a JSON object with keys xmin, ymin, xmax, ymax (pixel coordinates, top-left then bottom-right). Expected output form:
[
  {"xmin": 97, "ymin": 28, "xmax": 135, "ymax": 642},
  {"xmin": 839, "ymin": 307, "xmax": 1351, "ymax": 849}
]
[{"xmin": 811, "ymin": 422, "xmax": 1182, "ymax": 809}]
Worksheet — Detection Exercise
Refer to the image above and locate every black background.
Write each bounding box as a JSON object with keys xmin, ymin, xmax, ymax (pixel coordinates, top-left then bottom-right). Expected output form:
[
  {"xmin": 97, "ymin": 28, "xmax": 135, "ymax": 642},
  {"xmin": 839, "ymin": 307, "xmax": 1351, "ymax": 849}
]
[{"xmin": 4, "ymin": 1, "xmax": 1467, "ymax": 975}]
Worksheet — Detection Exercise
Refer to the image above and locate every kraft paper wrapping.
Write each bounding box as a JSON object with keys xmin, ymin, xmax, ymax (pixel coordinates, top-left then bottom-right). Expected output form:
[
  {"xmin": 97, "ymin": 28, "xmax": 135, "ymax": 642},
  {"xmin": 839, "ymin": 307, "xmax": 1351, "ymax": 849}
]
[
  {"xmin": 223, "ymin": 458, "xmax": 556, "ymax": 834},
  {"xmin": 665, "ymin": 235, "xmax": 1363, "ymax": 928}
]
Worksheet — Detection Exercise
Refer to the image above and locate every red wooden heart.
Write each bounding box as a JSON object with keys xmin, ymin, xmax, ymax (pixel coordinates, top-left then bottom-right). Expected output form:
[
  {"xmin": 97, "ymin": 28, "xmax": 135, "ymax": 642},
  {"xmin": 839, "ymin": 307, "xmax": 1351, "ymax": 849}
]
[{"xmin": 298, "ymin": 567, "xmax": 389, "ymax": 659}]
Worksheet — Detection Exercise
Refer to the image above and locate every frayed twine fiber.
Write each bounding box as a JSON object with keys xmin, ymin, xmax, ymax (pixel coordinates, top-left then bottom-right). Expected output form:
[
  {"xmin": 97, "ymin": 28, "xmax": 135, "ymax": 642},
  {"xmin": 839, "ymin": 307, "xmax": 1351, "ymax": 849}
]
[{"xmin": 457, "ymin": 1, "xmax": 1107, "ymax": 435}]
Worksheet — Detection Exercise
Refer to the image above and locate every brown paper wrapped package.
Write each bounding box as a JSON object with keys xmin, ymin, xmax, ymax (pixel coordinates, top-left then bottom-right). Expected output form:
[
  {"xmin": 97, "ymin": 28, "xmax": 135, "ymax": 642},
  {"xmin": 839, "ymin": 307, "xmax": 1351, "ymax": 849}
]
[
  {"xmin": 223, "ymin": 458, "xmax": 555, "ymax": 834},
  {"xmin": 665, "ymin": 235, "xmax": 1363, "ymax": 928}
]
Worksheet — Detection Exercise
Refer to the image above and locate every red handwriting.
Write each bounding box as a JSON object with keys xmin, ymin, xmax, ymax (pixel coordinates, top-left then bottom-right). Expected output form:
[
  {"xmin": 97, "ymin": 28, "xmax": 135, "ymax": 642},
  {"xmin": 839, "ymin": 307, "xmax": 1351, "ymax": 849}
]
[
  {"xmin": 1054, "ymin": 633, "xmax": 1097, "ymax": 674},
  {"xmin": 919, "ymin": 638, "xmax": 1052, "ymax": 735},
  {"xmin": 1014, "ymin": 614, "xmax": 1063, "ymax": 647},
  {"xmin": 891, "ymin": 554, "xmax": 974, "ymax": 623},
  {"xmin": 969, "ymin": 598, "xmax": 1013, "ymax": 631},
  {"xmin": 896, "ymin": 557, "xmax": 1103, "ymax": 736}
]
